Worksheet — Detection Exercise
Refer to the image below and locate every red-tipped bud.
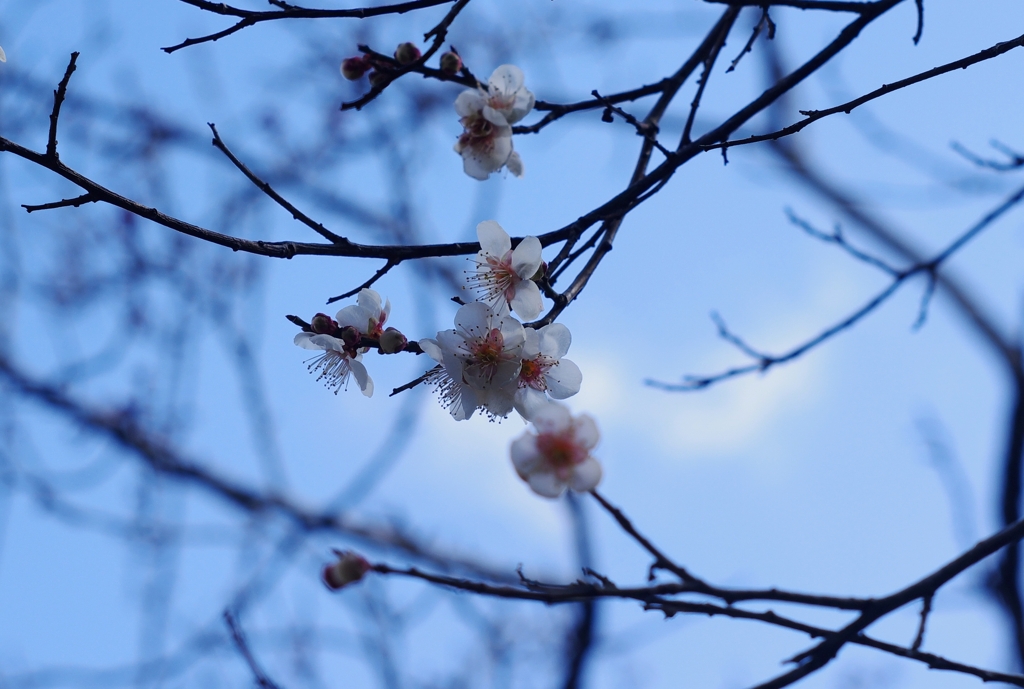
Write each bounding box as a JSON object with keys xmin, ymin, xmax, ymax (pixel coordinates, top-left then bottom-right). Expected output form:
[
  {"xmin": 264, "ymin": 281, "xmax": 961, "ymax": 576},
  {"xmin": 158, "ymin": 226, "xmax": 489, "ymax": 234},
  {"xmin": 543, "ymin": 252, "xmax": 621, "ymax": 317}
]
[
  {"xmin": 394, "ymin": 42, "xmax": 422, "ymax": 65},
  {"xmin": 439, "ymin": 51, "xmax": 462, "ymax": 75},
  {"xmin": 311, "ymin": 313, "xmax": 337, "ymax": 334},
  {"xmin": 341, "ymin": 56, "xmax": 369, "ymax": 81},
  {"xmin": 379, "ymin": 327, "xmax": 408, "ymax": 354},
  {"xmin": 340, "ymin": 325, "xmax": 361, "ymax": 348},
  {"xmin": 322, "ymin": 550, "xmax": 371, "ymax": 590}
]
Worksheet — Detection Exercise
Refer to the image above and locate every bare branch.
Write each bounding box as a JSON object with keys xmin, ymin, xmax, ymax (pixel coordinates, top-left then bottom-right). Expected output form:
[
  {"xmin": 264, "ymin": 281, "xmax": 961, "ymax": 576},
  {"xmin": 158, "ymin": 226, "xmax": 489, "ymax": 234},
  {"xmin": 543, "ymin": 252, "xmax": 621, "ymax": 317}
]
[
  {"xmin": 47, "ymin": 52, "xmax": 79, "ymax": 159},
  {"xmin": 224, "ymin": 611, "xmax": 281, "ymax": 689}
]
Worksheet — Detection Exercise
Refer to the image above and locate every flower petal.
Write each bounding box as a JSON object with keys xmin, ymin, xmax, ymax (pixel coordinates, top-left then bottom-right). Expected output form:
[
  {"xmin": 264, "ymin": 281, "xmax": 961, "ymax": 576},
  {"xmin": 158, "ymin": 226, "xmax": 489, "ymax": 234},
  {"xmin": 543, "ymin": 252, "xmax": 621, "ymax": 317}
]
[
  {"xmin": 477, "ymin": 221, "xmax": 512, "ymax": 257},
  {"xmin": 309, "ymin": 334, "xmax": 346, "ymax": 352},
  {"xmin": 349, "ymin": 358, "xmax": 374, "ymax": 397},
  {"xmin": 454, "ymin": 302, "xmax": 494, "ymax": 337},
  {"xmin": 418, "ymin": 338, "xmax": 444, "ymax": 363},
  {"xmin": 482, "ymin": 105, "xmax": 510, "ymax": 127},
  {"xmin": 510, "ymin": 281, "xmax": 542, "ymax": 321},
  {"xmin": 527, "ymin": 471, "xmax": 567, "ymax": 498},
  {"xmin": 356, "ymin": 289, "xmax": 383, "ymax": 316},
  {"xmin": 294, "ymin": 332, "xmax": 320, "ymax": 350},
  {"xmin": 521, "ymin": 328, "xmax": 541, "ymax": 358},
  {"xmin": 514, "ymin": 386, "xmax": 549, "ymax": 421},
  {"xmin": 532, "ymin": 402, "xmax": 572, "ymax": 435},
  {"xmin": 455, "ymin": 89, "xmax": 484, "ymax": 117},
  {"xmin": 572, "ymin": 414, "xmax": 600, "ymax": 450},
  {"xmin": 511, "ymin": 236, "xmax": 542, "ymax": 279},
  {"xmin": 569, "ymin": 457, "xmax": 602, "ymax": 492},
  {"xmin": 545, "ymin": 359, "xmax": 582, "ymax": 399},
  {"xmin": 505, "ymin": 150, "xmax": 524, "ymax": 177},
  {"xmin": 488, "ymin": 65, "xmax": 524, "ymax": 97},
  {"xmin": 335, "ymin": 305, "xmax": 372, "ymax": 331},
  {"xmin": 510, "ymin": 433, "xmax": 541, "ymax": 477},
  {"xmin": 504, "ymin": 90, "xmax": 535, "ymax": 125},
  {"xmin": 451, "ymin": 383, "xmax": 478, "ymax": 420},
  {"xmin": 538, "ymin": 323, "xmax": 571, "ymax": 358}
]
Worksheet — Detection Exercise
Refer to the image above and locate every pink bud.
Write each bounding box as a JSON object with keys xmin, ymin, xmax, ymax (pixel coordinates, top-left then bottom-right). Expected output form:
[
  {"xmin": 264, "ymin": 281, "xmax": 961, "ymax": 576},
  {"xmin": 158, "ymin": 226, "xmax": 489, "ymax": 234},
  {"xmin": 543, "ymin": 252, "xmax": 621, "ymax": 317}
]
[
  {"xmin": 340, "ymin": 57, "xmax": 368, "ymax": 81},
  {"xmin": 322, "ymin": 550, "xmax": 371, "ymax": 591},
  {"xmin": 394, "ymin": 42, "xmax": 422, "ymax": 65},
  {"xmin": 439, "ymin": 51, "xmax": 462, "ymax": 75},
  {"xmin": 311, "ymin": 313, "xmax": 337, "ymax": 334},
  {"xmin": 379, "ymin": 327, "xmax": 408, "ymax": 354}
]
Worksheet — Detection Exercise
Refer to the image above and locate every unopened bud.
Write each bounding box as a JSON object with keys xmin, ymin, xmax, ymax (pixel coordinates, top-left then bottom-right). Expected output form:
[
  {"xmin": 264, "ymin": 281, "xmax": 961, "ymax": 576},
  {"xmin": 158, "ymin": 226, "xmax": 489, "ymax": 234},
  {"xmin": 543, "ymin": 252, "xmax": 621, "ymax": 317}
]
[
  {"xmin": 530, "ymin": 261, "xmax": 548, "ymax": 282},
  {"xmin": 394, "ymin": 42, "xmax": 421, "ymax": 65},
  {"xmin": 340, "ymin": 325, "xmax": 361, "ymax": 348},
  {"xmin": 322, "ymin": 550, "xmax": 371, "ymax": 591},
  {"xmin": 367, "ymin": 70, "xmax": 390, "ymax": 88},
  {"xmin": 311, "ymin": 312, "xmax": 337, "ymax": 334},
  {"xmin": 341, "ymin": 56, "xmax": 368, "ymax": 81},
  {"xmin": 379, "ymin": 327, "xmax": 408, "ymax": 354},
  {"xmin": 439, "ymin": 51, "xmax": 462, "ymax": 75}
]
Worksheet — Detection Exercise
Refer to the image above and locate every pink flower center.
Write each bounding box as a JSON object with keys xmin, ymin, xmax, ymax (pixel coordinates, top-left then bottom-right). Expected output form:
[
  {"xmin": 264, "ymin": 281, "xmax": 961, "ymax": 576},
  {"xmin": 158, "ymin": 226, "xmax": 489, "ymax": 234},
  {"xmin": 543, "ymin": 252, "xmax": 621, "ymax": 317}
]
[
  {"xmin": 519, "ymin": 356, "xmax": 552, "ymax": 390},
  {"xmin": 536, "ymin": 431, "xmax": 586, "ymax": 476},
  {"xmin": 469, "ymin": 327, "xmax": 508, "ymax": 380}
]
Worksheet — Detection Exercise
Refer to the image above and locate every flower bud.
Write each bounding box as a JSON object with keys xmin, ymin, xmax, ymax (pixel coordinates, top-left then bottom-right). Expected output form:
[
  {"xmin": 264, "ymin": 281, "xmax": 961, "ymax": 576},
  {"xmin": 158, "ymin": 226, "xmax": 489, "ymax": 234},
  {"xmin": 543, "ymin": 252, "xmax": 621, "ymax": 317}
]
[
  {"xmin": 379, "ymin": 327, "xmax": 408, "ymax": 354},
  {"xmin": 439, "ymin": 51, "xmax": 462, "ymax": 75},
  {"xmin": 394, "ymin": 42, "xmax": 421, "ymax": 65},
  {"xmin": 311, "ymin": 312, "xmax": 337, "ymax": 334},
  {"xmin": 340, "ymin": 325, "xmax": 361, "ymax": 348},
  {"xmin": 322, "ymin": 550, "xmax": 371, "ymax": 591},
  {"xmin": 340, "ymin": 56, "xmax": 368, "ymax": 81},
  {"xmin": 530, "ymin": 261, "xmax": 548, "ymax": 282},
  {"xmin": 367, "ymin": 70, "xmax": 390, "ymax": 88}
]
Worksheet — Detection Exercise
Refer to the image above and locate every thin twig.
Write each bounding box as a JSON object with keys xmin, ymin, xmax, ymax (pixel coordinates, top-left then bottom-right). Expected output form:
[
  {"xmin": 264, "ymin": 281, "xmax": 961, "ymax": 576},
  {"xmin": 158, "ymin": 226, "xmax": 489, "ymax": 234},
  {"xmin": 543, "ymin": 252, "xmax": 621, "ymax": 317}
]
[
  {"xmin": 912, "ymin": 594, "xmax": 932, "ymax": 651},
  {"xmin": 327, "ymin": 259, "xmax": 400, "ymax": 303},
  {"xmin": 223, "ymin": 611, "xmax": 281, "ymax": 689},
  {"xmin": 22, "ymin": 192, "xmax": 97, "ymax": 213},
  {"xmin": 47, "ymin": 52, "xmax": 79, "ymax": 159}
]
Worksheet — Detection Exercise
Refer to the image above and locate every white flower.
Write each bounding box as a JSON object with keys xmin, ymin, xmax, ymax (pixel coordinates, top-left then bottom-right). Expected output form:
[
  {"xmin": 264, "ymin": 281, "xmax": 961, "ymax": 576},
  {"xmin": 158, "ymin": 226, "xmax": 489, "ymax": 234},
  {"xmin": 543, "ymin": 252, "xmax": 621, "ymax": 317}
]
[
  {"xmin": 294, "ymin": 332, "xmax": 373, "ymax": 397},
  {"xmin": 335, "ymin": 288, "xmax": 390, "ymax": 339},
  {"xmin": 0, "ymin": 47, "xmax": 6, "ymax": 63},
  {"xmin": 453, "ymin": 65, "xmax": 534, "ymax": 180},
  {"xmin": 419, "ymin": 302, "xmax": 525, "ymax": 420},
  {"xmin": 466, "ymin": 220, "xmax": 543, "ymax": 321},
  {"xmin": 511, "ymin": 323, "xmax": 583, "ymax": 419},
  {"xmin": 479, "ymin": 65, "xmax": 535, "ymax": 127},
  {"xmin": 510, "ymin": 403, "xmax": 602, "ymax": 498}
]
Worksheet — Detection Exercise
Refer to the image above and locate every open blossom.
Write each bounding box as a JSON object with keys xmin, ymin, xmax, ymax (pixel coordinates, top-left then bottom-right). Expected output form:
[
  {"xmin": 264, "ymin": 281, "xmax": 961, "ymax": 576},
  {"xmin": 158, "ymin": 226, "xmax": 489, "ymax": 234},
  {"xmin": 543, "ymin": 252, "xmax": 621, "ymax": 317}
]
[
  {"xmin": 294, "ymin": 332, "xmax": 373, "ymax": 397},
  {"xmin": 511, "ymin": 323, "xmax": 582, "ymax": 419},
  {"xmin": 336, "ymin": 288, "xmax": 390, "ymax": 340},
  {"xmin": 510, "ymin": 403, "xmax": 602, "ymax": 498},
  {"xmin": 419, "ymin": 302, "xmax": 525, "ymax": 420},
  {"xmin": 466, "ymin": 220, "xmax": 543, "ymax": 321},
  {"xmin": 453, "ymin": 65, "xmax": 534, "ymax": 180}
]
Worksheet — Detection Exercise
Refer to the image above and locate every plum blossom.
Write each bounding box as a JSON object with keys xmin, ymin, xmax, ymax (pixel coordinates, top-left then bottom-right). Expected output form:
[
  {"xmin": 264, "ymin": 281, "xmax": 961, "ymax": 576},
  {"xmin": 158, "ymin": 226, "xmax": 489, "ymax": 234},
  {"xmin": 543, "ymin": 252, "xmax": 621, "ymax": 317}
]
[
  {"xmin": 511, "ymin": 323, "xmax": 582, "ymax": 419},
  {"xmin": 510, "ymin": 403, "xmax": 602, "ymax": 498},
  {"xmin": 336, "ymin": 288, "xmax": 390, "ymax": 340},
  {"xmin": 453, "ymin": 65, "xmax": 534, "ymax": 180},
  {"xmin": 419, "ymin": 302, "xmax": 525, "ymax": 420},
  {"xmin": 466, "ymin": 220, "xmax": 543, "ymax": 321},
  {"xmin": 294, "ymin": 331, "xmax": 373, "ymax": 397}
]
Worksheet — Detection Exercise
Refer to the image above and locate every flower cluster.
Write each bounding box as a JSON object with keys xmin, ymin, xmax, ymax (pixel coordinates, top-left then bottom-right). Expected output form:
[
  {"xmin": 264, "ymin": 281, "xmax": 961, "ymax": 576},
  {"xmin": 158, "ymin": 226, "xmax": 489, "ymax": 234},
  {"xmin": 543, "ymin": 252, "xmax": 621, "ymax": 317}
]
[
  {"xmin": 454, "ymin": 65, "xmax": 534, "ymax": 180},
  {"xmin": 419, "ymin": 221, "xmax": 581, "ymax": 422},
  {"xmin": 293, "ymin": 288, "xmax": 403, "ymax": 397}
]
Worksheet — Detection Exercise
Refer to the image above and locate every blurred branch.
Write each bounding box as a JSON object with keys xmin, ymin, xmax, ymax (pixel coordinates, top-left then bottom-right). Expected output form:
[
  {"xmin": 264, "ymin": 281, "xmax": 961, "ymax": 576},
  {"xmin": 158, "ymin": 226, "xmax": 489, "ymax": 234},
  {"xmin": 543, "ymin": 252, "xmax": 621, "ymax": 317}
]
[
  {"xmin": 224, "ymin": 611, "xmax": 282, "ymax": 689},
  {"xmin": 165, "ymin": 0, "xmax": 456, "ymax": 53}
]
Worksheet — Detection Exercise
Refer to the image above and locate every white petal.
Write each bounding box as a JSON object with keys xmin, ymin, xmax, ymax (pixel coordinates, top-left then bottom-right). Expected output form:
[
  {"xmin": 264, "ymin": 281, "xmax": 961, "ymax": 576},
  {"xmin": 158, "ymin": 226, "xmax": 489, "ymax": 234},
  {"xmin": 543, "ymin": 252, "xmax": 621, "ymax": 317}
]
[
  {"xmin": 488, "ymin": 65, "xmax": 525, "ymax": 98},
  {"xmin": 510, "ymin": 433, "xmax": 541, "ymax": 478},
  {"xmin": 521, "ymin": 328, "xmax": 541, "ymax": 358},
  {"xmin": 511, "ymin": 236, "xmax": 542, "ymax": 279},
  {"xmin": 455, "ymin": 89, "xmax": 484, "ymax": 117},
  {"xmin": 382, "ymin": 298, "xmax": 391, "ymax": 319},
  {"xmin": 455, "ymin": 302, "xmax": 494, "ymax": 337},
  {"xmin": 349, "ymin": 359, "xmax": 373, "ymax": 397},
  {"xmin": 545, "ymin": 359, "xmax": 582, "ymax": 399},
  {"xmin": 418, "ymin": 338, "xmax": 444, "ymax": 364},
  {"xmin": 514, "ymin": 387, "xmax": 549, "ymax": 421},
  {"xmin": 452, "ymin": 383, "xmax": 478, "ymax": 420},
  {"xmin": 505, "ymin": 150, "xmax": 524, "ymax": 177},
  {"xmin": 504, "ymin": 90, "xmax": 535, "ymax": 125},
  {"xmin": 481, "ymin": 386, "xmax": 516, "ymax": 418},
  {"xmin": 572, "ymin": 414, "xmax": 600, "ymax": 450},
  {"xmin": 477, "ymin": 220, "xmax": 511, "ymax": 257},
  {"xmin": 356, "ymin": 289, "xmax": 383, "ymax": 316},
  {"xmin": 528, "ymin": 471, "xmax": 567, "ymax": 498},
  {"xmin": 294, "ymin": 332, "xmax": 320, "ymax": 350},
  {"xmin": 309, "ymin": 334, "xmax": 346, "ymax": 352},
  {"xmin": 335, "ymin": 304, "xmax": 372, "ymax": 331},
  {"xmin": 569, "ymin": 457, "xmax": 602, "ymax": 492},
  {"xmin": 538, "ymin": 323, "xmax": 571, "ymax": 358},
  {"xmin": 0, "ymin": 47, "xmax": 6, "ymax": 63},
  {"xmin": 510, "ymin": 281, "xmax": 542, "ymax": 321},
  {"xmin": 482, "ymin": 105, "xmax": 510, "ymax": 127},
  {"xmin": 462, "ymin": 151, "xmax": 495, "ymax": 180},
  {"xmin": 532, "ymin": 402, "xmax": 572, "ymax": 435},
  {"xmin": 436, "ymin": 329, "xmax": 471, "ymax": 359},
  {"xmin": 496, "ymin": 314, "xmax": 525, "ymax": 352}
]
